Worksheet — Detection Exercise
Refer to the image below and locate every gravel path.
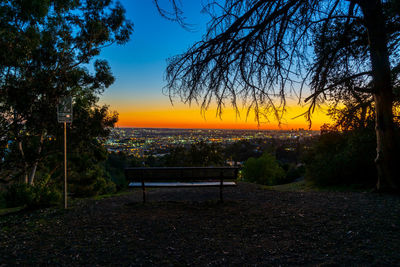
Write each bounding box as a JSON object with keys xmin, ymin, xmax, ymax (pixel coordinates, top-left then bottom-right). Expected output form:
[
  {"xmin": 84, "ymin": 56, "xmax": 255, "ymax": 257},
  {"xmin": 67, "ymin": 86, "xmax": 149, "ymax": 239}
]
[{"xmin": 1, "ymin": 182, "xmax": 399, "ymax": 266}]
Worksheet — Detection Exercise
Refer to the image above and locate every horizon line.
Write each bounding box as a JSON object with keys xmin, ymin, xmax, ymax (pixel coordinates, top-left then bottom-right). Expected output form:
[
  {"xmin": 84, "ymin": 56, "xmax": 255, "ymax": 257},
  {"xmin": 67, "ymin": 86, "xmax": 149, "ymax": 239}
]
[{"xmin": 114, "ymin": 126, "xmax": 319, "ymax": 131}]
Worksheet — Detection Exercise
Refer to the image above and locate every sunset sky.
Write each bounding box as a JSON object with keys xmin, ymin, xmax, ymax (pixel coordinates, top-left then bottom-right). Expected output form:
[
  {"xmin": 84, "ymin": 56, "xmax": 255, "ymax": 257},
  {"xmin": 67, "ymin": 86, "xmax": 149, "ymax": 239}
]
[{"xmin": 98, "ymin": 0, "xmax": 331, "ymax": 130}]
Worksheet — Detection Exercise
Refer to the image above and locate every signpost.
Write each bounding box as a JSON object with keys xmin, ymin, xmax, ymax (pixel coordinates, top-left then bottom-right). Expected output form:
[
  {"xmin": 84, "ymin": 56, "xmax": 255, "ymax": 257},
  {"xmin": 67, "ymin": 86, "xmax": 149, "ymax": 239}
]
[{"xmin": 57, "ymin": 96, "xmax": 73, "ymax": 209}]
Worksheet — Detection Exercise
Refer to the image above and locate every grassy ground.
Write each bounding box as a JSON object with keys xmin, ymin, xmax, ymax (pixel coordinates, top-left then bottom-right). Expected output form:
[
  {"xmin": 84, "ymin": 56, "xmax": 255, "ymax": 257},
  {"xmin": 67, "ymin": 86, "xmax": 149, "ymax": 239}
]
[
  {"xmin": 264, "ymin": 179, "xmax": 373, "ymax": 193},
  {"xmin": 0, "ymin": 190, "xmax": 133, "ymax": 216},
  {"xmin": 89, "ymin": 190, "xmax": 133, "ymax": 201},
  {"xmin": 263, "ymin": 180, "xmax": 311, "ymax": 192},
  {"xmin": 0, "ymin": 206, "xmax": 25, "ymax": 216}
]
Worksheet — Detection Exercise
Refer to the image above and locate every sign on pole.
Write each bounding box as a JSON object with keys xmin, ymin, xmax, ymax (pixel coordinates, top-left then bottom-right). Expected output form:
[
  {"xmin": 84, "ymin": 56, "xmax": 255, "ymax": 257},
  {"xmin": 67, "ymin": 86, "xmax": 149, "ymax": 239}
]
[
  {"xmin": 57, "ymin": 96, "xmax": 73, "ymax": 123},
  {"xmin": 58, "ymin": 96, "xmax": 73, "ymax": 209}
]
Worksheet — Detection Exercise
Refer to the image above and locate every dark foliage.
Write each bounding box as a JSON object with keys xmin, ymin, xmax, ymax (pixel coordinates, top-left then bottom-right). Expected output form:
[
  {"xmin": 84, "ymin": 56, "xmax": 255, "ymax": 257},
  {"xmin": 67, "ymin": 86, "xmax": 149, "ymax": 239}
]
[
  {"xmin": 242, "ymin": 153, "xmax": 286, "ymax": 185},
  {"xmin": 4, "ymin": 183, "xmax": 61, "ymax": 209},
  {"xmin": 105, "ymin": 152, "xmax": 142, "ymax": 189},
  {"xmin": 163, "ymin": 141, "xmax": 225, "ymax": 167},
  {"xmin": 0, "ymin": 0, "xmax": 133, "ymax": 203},
  {"xmin": 0, "ymin": 0, "xmax": 133, "ymax": 187},
  {"xmin": 305, "ymin": 127, "xmax": 377, "ymax": 188},
  {"xmin": 0, "ymin": 192, "xmax": 5, "ymax": 209},
  {"xmin": 284, "ymin": 164, "xmax": 305, "ymax": 181},
  {"xmin": 224, "ymin": 140, "xmax": 262, "ymax": 164}
]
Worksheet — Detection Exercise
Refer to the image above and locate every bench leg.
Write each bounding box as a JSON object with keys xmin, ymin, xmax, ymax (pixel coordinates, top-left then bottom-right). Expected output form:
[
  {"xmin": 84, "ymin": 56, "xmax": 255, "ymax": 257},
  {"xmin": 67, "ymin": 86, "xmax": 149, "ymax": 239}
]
[
  {"xmin": 220, "ymin": 178, "xmax": 223, "ymax": 202},
  {"xmin": 141, "ymin": 181, "xmax": 146, "ymax": 203}
]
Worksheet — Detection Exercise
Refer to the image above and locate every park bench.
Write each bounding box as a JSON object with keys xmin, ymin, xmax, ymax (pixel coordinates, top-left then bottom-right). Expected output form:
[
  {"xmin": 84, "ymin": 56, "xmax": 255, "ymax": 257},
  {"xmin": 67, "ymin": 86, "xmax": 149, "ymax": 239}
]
[{"xmin": 125, "ymin": 167, "xmax": 239, "ymax": 202}]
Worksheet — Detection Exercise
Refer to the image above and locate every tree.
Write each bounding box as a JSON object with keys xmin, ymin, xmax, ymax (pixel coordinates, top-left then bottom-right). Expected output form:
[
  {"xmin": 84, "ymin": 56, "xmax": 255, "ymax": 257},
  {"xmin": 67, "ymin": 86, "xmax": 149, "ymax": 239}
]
[
  {"xmin": 60, "ymin": 95, "xmax": 118, "ymax": 196},
  {"xmin": 242, "ymin": 153, "xmax": 285, "ymax": 185},
  {"xmin": 0, "ymin": 0, "xmax": 133, "ymax": 185},
  {"xmin": 158, "ymin": 0, "xmax": 400, "ymax": 192},
  {"xmin": 305, "ymin": 125, "xmax": 377, "ymax": 188}
]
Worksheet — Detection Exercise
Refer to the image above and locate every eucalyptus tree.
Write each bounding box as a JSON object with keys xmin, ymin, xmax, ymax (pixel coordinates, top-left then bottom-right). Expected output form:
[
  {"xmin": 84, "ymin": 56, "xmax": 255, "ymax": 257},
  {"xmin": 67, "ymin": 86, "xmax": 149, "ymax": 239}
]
[
  {"xmin": 0, "ymin": 0, "xmax": 132, "ymax": 185},
  {"xmin": 157, "ymin": 0, "xmax": 400, "ymax": 192}
]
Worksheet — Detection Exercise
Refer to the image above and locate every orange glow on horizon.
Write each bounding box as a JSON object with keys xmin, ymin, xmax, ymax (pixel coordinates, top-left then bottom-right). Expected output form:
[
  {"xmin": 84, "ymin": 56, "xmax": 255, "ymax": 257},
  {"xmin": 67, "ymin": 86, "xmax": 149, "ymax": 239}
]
[{"xmin": 114, "ymin": 105, "xmax": 331, "ymax": 131}]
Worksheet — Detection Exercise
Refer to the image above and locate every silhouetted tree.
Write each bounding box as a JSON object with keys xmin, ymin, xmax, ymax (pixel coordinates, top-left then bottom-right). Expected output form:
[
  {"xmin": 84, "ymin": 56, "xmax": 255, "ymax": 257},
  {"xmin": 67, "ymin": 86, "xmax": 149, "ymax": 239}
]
[
  {"xmin": 158, "ymin": 0, "xmax": 400, "ymax": 192},
  {"xmin": 0, "ymin": 0, "xmax": 133, "ymax": 185},
  {"xmin": 305, "ymin": 126, "xmax": 377, "ymax": 187},
  {"xmin": 62, "ymin": 95, "xmax": 119, "ymax": 196}
]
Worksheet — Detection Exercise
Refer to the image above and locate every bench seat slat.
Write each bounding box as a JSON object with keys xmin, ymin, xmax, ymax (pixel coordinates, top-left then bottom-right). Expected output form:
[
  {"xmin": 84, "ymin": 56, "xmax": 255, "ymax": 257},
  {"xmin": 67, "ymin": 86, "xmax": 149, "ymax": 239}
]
[
  {"xmin": 129, "ymin": 181, "xmax": 237, "ymax": 187},
  {"xmin": 125, "ymin": 167, "xmax": 237, "ymax": 181}
]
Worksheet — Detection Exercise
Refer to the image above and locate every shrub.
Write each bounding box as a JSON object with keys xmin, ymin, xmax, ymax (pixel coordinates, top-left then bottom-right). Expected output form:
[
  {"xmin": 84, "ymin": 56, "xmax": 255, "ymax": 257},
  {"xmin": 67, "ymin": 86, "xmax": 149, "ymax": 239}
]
[
  {"xmin": 285, "ymin": 164, "xmax": 305, "ymax": 181},
  {"xmin": 95, "ymin": 177, "xmax": 117, "ymax": 195},
  {"xmin": 33, "ymin": 184, "xmax": 62, "ymax": 208},
  {"xmin": 105, "ymin": 152, "xmax": 140, "ymax": 190},
  {"xmin": 0, "ymin": 191, "xmax": 7, "ymax": 209},
  {"xmin": 66, "ymin": 146, "xmax": 119, "ymax": 197},
  {"xmin": 305, "ymin": 129, "xmax": 377, "ymax": 188},
  {"xmin": 5, "ymin": 184, "xmax": 35, "ymax": 207},
  {"xmin": 242, "ymin": 153, "xmax": 286, "ymax": 185},
  {"xmin": 4, "ymin": 183, "xmax": 62, "ymax": 208},
  {"xmin": 69, "ymin": 157, "xmax": 117, "ymax": 197}
]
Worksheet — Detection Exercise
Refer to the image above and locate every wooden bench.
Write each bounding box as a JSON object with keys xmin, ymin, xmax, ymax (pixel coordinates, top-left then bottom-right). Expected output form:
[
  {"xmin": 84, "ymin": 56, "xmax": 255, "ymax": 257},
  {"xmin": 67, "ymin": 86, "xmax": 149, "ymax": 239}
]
[{"xmin": 125, "ymin": 167, "xmax": 239, "ymax": 202}]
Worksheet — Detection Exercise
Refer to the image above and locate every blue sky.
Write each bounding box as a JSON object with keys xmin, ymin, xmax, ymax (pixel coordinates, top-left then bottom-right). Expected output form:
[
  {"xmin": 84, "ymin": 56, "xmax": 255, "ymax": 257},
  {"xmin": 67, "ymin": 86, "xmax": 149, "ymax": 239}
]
[{"xmin": 99, "ymin": 0, "xmax": 208, "ymax": 110}]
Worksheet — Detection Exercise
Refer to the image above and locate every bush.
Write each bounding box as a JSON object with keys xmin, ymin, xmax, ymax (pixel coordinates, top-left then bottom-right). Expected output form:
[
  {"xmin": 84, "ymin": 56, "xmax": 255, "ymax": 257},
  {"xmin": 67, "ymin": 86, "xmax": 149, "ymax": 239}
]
[
  {"xmin": 242, "ymin": 153, "xmax": 286, "ymax": 185},
  {"xmin": 95, "ymin": 177, "xmax": 117, "ymax": 195},
  {"xmin": 68, "ymin": 147, "xmax": 118, "ymax": 197},
  {"xmin": 105, "ymin": 152, "xmax": 139, "ymax": 190},
  {"xmin": 4, "ymin": 183, "xmax": 62, "ymax": 208},
  {"xmin": 70, "ymin": 174, "xmax": 117, "ymax": 197},
  {"xmin": 34, "ymin": 184, "xmax": 62, "ymax": 208},
  {"xmin": 304, "ymin": 129, "xmax": 377, "ymax": 188},
  {"xmin": 0, "ymin": 191, "xmax": 7, "ymax": 209},
  {"xmin": 5, "ymin": 184, "xmax": 35, "ymax": 207},
  {"xmin": 285, "ymin": 164, "xmax": 305, "ymax": 181}
]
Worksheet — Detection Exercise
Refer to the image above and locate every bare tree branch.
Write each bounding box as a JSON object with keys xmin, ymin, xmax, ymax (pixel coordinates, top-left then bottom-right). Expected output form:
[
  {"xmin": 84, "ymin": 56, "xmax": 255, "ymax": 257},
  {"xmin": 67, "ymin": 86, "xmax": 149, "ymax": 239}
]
[{"xmin": 162, "ymin": 0, "xmax": 388, "ymax": 126}]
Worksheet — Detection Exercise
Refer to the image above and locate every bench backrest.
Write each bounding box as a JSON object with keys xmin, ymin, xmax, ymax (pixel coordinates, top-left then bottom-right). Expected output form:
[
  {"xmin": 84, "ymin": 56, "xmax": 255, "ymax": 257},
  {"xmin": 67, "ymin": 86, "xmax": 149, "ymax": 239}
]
[{"xmin": 125, "ymin": 167, "xmax": 239, "ymax": 182}]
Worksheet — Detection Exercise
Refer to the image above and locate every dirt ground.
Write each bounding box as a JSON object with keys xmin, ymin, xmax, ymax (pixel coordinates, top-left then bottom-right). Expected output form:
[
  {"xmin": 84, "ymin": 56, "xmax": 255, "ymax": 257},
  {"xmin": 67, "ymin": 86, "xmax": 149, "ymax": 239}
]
[{"xmin": 1, "ymin": 182, "xmax": 399, "ymax": 266}]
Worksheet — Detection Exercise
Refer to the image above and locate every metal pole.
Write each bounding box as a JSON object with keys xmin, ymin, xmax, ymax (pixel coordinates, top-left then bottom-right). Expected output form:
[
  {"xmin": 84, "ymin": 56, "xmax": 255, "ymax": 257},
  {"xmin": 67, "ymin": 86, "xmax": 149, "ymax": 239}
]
[{"xmin": 64, "ymin": 121, "xmax": 67, "ymax": 209}]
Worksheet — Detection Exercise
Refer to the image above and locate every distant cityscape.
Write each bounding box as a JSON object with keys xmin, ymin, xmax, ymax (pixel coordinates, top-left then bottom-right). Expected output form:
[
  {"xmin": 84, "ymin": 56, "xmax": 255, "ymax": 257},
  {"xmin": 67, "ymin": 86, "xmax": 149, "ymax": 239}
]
[{"xmin": 105, "ymin": 128, "xmax": 319, "ymax": 158}]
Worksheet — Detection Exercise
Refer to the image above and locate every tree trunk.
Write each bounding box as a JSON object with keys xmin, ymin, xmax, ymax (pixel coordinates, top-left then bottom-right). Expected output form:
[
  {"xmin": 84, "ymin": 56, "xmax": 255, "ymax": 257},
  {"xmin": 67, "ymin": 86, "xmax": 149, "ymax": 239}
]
[
  {"xmin": 361, "ymin": 0, "xmax": 400, "ymax": 192},
  {"xmin": 18, "ymin": 140, "xmax": 29, "ymax": 184},
  {"xmin": 28, "ymin": 162, "xmax": 39, "ymax": 186},
  {"xmin": 28, "ymin": 132, "xmax": 45, "ymax": 185}
]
